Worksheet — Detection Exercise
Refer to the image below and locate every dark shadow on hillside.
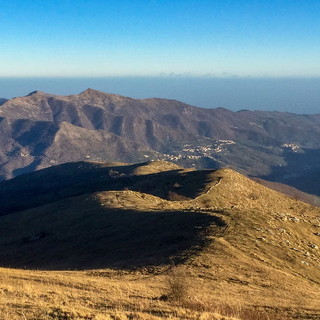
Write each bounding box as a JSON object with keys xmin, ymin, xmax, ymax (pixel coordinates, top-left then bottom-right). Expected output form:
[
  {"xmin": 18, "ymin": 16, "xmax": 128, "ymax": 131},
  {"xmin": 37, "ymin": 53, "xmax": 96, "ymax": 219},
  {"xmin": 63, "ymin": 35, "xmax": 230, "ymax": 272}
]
[
  {"xmin": 130, "ymin": 169, "xmax": 219, "ymax": 200},
  {"xmin": 0, "ymin": 161, "xmax": 217, "ymax": 216},
  {"xmin": 0, "ymin": 197, "xmax": 225, "ymax": 270}
]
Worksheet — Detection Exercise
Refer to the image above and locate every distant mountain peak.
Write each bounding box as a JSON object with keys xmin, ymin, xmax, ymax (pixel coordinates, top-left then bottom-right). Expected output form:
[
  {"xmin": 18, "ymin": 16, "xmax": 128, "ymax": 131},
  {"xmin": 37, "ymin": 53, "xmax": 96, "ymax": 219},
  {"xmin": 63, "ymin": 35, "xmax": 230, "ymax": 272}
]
[
  {"xmin": 79, "ymin": 88, "xmax": 129, "ymax": 100},
  {"xmin": 79, "ymin": 88, "xmax": 106, "ymax": 96},
  {"xmin": 25, "ymin": 90, "xmax": 48, "ymax": 97}
]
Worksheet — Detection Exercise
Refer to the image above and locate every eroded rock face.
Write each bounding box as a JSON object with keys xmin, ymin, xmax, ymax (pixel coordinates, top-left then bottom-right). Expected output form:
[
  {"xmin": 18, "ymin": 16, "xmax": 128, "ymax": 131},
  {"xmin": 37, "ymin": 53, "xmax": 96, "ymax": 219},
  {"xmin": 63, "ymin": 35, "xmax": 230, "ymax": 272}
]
[{"xmin": 1, "ymin": 89, "xmax": 320, "ymax": 195}]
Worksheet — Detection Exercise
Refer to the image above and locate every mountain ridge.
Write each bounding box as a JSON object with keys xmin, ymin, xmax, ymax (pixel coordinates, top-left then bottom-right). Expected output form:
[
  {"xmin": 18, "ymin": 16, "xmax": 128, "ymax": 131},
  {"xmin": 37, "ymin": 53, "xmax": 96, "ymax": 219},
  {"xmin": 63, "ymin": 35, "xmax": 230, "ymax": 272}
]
[{"xmin": 0, "ymin": 160, "xmax": 319, "ymax": 319}]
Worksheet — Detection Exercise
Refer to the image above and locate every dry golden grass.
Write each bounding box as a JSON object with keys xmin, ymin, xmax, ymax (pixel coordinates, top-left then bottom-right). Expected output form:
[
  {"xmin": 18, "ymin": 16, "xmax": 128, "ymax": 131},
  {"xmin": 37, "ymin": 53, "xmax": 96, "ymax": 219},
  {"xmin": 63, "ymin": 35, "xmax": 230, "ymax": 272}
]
[
  {"xmin": 0, "ymin": 162, "xmax": 319, "ymax": 319},
  {"xmin": 0, "ymin": 266, "xmax": 244, "ymax": 320},
  {"xmin": 0, "ymin": 266, "xmax": 290, "ymax": 320}
]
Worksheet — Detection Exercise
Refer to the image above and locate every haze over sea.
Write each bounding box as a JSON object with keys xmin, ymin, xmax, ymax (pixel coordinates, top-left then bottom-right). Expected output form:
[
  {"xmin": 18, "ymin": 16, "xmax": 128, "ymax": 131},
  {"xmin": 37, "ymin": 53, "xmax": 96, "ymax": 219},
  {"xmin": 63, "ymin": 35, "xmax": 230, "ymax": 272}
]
[{"xmin": 1, "ymin": 77, "xmax": 320, "ymax": 114}]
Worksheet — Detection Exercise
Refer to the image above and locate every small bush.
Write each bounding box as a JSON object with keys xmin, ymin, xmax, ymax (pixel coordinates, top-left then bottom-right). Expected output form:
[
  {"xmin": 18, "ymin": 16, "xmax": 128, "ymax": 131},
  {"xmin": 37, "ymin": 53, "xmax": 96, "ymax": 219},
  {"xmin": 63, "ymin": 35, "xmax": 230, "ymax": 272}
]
[
  {"xmin": 48, "ymin": 308, "xmax": 76, "ymax": 320},
  {"xmin": 165, "ymin": 267, "xmax": 189, "ymax": 303},
  {"xmin": 248, "ymin": 193, "xmax": 259, "ymax": 200}
]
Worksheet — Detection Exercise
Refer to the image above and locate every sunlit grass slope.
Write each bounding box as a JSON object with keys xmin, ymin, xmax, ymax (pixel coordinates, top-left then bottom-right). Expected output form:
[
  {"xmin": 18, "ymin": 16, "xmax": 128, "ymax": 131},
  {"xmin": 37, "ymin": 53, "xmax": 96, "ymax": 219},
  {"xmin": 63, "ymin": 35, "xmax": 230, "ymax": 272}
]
[{"xmin": 0, "ymin": 161, "xmax": 319, "ymax": 319}]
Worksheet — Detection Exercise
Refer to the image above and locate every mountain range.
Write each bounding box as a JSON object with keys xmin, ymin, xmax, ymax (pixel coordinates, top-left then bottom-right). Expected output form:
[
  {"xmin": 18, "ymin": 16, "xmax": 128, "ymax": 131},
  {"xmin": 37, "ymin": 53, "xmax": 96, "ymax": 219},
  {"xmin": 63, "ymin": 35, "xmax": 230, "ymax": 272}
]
[{"xmin": 1, "ymin": 89, "xmax": 319, "ymax": 195}]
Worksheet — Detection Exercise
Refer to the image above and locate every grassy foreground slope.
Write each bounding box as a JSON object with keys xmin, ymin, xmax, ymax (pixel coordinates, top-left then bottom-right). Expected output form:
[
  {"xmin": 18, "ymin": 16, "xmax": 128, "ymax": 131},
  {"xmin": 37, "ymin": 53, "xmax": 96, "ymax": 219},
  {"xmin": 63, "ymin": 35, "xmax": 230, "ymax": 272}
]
[{"xmin": 0, "ymin": 161, "xmax": 319, "ymax": 319}]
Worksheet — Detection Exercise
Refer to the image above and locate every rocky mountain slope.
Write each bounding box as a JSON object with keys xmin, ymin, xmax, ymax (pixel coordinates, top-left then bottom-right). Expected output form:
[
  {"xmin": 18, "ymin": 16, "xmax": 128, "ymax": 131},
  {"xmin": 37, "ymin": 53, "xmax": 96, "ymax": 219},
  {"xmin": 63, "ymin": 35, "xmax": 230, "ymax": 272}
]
[
  {"xmin": 1, "ymin": 89, "xmax": 320, "ymax": 195},
  {"xmin": 0, "ymin": 161, "xmax": 319, "ymax": 319}
]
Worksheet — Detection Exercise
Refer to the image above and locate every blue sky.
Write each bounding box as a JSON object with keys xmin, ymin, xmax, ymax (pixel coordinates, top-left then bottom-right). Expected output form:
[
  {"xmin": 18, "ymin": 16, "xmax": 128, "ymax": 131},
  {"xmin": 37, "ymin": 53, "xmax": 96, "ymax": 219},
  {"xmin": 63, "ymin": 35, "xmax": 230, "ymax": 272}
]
[
  {"xmin": 1, "ymin": 0, "xmax": 320, "ymax": 77},
  {"xmin": 0, "ymin": 1, "xmax": 320, "ymax": 113}
]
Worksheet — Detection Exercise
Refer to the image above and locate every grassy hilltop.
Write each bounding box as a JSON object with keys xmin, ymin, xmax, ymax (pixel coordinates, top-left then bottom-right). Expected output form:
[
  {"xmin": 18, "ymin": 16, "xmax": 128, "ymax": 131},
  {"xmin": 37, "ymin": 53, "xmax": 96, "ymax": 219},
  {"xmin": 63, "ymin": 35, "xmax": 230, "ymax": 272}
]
[{"xmin": 0, "ymin": 161, "xmax": 319, "ymax": 319}]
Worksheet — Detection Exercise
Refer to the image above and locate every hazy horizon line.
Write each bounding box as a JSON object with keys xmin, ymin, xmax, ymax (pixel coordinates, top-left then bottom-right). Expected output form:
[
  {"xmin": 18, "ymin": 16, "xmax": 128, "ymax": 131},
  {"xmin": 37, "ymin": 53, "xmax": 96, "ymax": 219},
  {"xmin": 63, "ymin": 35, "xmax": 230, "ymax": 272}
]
[
  {"xmin": 2, "ymin": 75, "xmax": 320, "ymax": 80},
  {"xmin": 1, "ymin": 76, "xmax": 319, "ymax": 115}
]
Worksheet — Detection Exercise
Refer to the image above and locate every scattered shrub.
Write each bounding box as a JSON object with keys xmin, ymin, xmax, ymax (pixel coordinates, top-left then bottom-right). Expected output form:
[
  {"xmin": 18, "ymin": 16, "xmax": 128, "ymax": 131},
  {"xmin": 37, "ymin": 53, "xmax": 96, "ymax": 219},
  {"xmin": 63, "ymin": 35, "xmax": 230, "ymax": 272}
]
[{"xmin": 165, "ymin": 267, "xmax": 189, "ymax": 303}]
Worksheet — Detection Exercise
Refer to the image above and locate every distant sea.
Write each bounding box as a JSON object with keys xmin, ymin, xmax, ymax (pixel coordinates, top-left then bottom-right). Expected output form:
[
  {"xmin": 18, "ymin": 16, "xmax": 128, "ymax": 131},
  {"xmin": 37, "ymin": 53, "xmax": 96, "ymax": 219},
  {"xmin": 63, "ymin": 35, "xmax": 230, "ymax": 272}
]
[{"xmin": 0, "ymin": 77, "xmax": 319, "ymax": 114}]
